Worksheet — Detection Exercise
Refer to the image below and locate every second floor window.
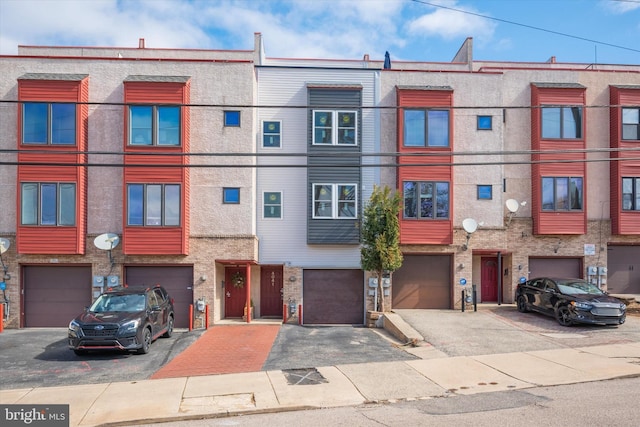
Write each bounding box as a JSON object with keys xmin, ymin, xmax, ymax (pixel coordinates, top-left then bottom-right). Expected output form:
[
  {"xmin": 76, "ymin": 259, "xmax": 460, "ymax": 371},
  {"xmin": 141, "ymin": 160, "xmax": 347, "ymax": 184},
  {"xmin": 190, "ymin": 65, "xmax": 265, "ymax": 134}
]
[
  {"xmin": 403, "ymin": 109, "xmax": 449, "ymax": 147},
  {"xmin": 22, "ymin": 102, "xmax": 76, "ymax": 145},
  {"xmin": 263, "ymin": 191, "xmax": 282, "ymax": 218},
  {"xmin": 313, "ymin": 111, "xmax": 357, "ymax": 145},
  {"xmin": 313, "ymin": 184, "xmax": 357, "ymax": 219},
  {"xmin": 129, "ymin": 105, "xmax": 180, "ymax": 146},
  {"xmin": 622, "ymin": 108, "xmax": 639, "ymax": 140},
  {"xmin": 542, "ymin": 177, "xmax": 583, "ymax": 211},
  {"xmin": 127, "ymin": 184, "xmax": 180, "ymax": 226},
  {"xmin": 622, "ymin": 177, "xmax": 640, "ymax": 211},
  {"xmin": 21, "ymin": 182, "xmax": 76, "ymax": 226},
  {"xmin": 403, "ymin": 181, "xmax": 450, "ymax": 219},
  {"xmin": 262, "ymin": 121, "xmax": 281, "ymax": 148},
  {"xmin": 541, "ymin": 106, "xmax": 582, "ymax": 139}
]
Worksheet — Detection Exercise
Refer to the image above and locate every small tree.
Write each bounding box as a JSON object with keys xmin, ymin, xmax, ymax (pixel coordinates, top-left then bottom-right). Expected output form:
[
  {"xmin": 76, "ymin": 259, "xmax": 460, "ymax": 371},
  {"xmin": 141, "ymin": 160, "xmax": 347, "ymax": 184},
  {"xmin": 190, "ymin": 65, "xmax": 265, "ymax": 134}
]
[{"xmin": 360, "ymin": 185, "xmax": 403, "ymax": 312}]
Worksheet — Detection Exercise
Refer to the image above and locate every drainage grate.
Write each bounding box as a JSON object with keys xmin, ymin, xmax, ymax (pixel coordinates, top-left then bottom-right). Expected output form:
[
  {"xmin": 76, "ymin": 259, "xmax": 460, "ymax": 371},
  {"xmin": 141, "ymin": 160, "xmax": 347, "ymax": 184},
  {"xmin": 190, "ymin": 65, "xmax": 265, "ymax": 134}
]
[{"xmin": 282, "ymin": 368, "xmax": 328, "ymax": 385}]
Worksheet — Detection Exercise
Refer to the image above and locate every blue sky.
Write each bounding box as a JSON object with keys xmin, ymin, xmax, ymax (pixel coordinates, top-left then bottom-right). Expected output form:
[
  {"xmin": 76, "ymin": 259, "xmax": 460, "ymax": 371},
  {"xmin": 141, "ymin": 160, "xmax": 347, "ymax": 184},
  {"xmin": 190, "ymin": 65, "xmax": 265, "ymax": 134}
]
[{"xmin": 1, "ymin": 0, "xmax": 638, "ymax": 64}]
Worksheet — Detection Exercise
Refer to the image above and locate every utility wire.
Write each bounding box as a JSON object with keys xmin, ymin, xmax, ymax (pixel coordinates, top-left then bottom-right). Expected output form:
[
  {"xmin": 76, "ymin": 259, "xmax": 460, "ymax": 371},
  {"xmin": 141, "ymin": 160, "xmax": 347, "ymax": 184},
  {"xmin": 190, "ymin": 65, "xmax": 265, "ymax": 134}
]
[
  {"xmin": 0, "ymin": 99, "xmax": 635, "ymax": 109},
  {"xmin": 2, "ymin": 157, "xmax": 639, "ymax": 168},
  {"xmin": 1, "ymin": 147, "xmax": 638, "ymax": 158},
  {"xmin": 410, "ymin": 0, "xmax": 640, "ymax": 54}
]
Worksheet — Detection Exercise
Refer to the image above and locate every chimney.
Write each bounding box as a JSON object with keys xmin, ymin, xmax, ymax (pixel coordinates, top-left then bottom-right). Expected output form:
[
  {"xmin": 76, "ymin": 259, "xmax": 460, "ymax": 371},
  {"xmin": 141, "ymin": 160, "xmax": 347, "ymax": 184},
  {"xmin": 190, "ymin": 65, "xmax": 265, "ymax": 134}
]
[{"xmin": 138, "ymin": 38, "xmax": 145, "ymax": 49}]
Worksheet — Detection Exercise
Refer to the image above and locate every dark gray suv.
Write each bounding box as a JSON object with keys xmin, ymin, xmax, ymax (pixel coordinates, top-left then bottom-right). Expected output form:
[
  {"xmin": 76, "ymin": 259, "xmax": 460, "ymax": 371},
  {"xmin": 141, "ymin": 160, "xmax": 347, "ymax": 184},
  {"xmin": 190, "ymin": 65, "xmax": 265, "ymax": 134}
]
[{"xmin": 68, "ymin": 285, "xmax": 175, "ymax": 355}]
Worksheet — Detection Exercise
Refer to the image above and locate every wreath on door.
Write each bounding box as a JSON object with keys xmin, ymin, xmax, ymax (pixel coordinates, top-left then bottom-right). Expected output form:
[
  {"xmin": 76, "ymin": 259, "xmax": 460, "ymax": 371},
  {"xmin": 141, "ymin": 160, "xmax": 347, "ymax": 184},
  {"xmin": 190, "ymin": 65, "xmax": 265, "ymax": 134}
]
[{"xmin": 231, "ymin": 272, "xmax": 245, "ymax": 289}]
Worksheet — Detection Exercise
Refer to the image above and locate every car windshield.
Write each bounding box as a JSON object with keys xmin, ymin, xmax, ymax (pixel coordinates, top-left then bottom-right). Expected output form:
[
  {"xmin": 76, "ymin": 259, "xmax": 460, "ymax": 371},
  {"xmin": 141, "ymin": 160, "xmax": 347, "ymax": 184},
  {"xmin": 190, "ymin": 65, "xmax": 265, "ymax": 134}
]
[
  {"xmin": 556, "ymin": 280, "xmax": 604, "ymax": 296},
  {"xmin": 90, "ymin": 294, "xmax": 146, "ymax": 313}
]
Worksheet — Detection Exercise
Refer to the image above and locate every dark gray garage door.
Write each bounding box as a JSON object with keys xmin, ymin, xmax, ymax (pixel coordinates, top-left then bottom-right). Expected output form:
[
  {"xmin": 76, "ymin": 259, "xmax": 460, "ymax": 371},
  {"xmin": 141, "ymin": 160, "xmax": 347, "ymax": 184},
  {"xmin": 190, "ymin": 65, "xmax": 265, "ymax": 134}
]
[
  {"xmin": 23, "ymin": 266, "xmax": 92, "ymax": 327},
  {"xmin": 303, "ymin": 269, "xmax": 364, "ymax": 325},
  {"xmin": 607, "ymin": 246, "xmax": 640, "ymax": 294},
  {"xmin": 125, "ymin": 266, "xmax": 193, "ymax": 328},
  {"xmin": 392, "ymin": 255, "xmax": 452, "ymax": 309},
  {"xmin": 528, "ymin": 258, "xmax": 582, "ymax": 279}
]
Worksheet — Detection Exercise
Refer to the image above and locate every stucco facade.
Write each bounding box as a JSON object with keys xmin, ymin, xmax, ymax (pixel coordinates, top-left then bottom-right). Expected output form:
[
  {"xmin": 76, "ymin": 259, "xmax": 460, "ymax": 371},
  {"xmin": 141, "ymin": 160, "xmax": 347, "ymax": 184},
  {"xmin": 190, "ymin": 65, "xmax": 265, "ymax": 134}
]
[{"xmin": 0, "ymin": 35, "xmax": 638, "ymax": 330}]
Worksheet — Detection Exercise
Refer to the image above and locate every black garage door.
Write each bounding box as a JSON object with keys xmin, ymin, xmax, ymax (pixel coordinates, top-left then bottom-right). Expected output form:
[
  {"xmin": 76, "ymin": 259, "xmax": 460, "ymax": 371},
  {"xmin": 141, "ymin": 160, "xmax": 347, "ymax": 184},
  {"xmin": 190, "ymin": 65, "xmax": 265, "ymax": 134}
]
[
  {"xmin": 392, "ymin": 255, "xmax": 452, "ymax": 309},
  {"xmin": 23, "ymin": 266, "xmax": 92, "ymax": 327},
  {"xmin": 303, "ymin": 269, "xmax": 364, "ymax": 325},
  {"xmin": 125, "ymin": 266, "xmax": 193, "ymax": 328},
  {"xmin": 607, "ymin": 246, "xmax": 640, "ymax": 294},
  {"xmin": 528, "ymin": 258, "xmax": 582, "ymax": 279}
]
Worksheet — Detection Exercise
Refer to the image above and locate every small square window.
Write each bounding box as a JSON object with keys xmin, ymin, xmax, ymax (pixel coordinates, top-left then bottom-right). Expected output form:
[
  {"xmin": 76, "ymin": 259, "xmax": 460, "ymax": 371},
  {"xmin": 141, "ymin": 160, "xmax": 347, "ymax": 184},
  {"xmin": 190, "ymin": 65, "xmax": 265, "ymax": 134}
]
[
  {"xmin": 224, "ymin": 111, "xmax": 241, "ymax": 127},
  {"xmin": 477, "ymin": 115, "xmax": 492, "ymax": 130},
  {"xmin": 477, "ymin": 185, "xmax": 492, "ymax": 200},
  {"xmin": 223, "ymin": 187, "xmax": 240, "ymax": 204}
]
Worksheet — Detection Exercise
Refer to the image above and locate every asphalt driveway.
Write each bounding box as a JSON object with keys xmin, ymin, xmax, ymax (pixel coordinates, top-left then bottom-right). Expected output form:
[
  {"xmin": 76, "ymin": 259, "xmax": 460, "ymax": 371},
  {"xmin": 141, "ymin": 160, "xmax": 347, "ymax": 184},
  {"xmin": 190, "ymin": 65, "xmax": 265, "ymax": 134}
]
[
  {"xmin": 0, "ymin": 328, "xmax": 203, "ymax": 390},
  {"xmin": 395, "ymin": 304, "xmax": 640, "ymax": 357},
  {"xmin": 263, "ymin": 324, "xmax": 418, "ymax": 371},
  {"xmin": 2, "ymin": 305, "xmax": 638, "ymax": 391}
]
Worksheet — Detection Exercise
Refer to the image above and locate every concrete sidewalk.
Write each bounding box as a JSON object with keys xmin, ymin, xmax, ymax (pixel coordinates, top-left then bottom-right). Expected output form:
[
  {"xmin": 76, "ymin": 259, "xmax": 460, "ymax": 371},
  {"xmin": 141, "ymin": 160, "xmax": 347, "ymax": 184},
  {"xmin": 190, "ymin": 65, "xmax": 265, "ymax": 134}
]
[{"xmin": 2, "ymin": 342, "xmax": 640, "ymax": 427}]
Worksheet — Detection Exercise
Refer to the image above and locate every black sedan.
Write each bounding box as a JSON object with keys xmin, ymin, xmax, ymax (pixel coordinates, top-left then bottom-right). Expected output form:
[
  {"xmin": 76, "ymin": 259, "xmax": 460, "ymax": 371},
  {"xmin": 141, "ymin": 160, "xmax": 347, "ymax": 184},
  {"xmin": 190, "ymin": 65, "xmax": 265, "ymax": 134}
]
[{"xmin": 515, "ymin": 277, "xmax": 626, "ymax": 326}]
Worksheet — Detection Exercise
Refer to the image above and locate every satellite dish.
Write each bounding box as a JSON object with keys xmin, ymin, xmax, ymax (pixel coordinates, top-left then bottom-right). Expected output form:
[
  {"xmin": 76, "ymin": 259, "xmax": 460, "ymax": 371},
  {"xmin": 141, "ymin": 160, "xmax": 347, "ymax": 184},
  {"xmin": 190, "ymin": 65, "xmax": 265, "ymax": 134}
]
[
  {"xmin": 94, "ymin": 233, "xmax": 120, "ymax": 251},
  {"xmin": 0, "ymin": 238, "xmax": 10, "ymax": 254},
  {"xmin": 506, "ymin": 199, "xmax": 519, "ymax": 213},
  {"xmin": 462, "ymin": 218, "xmax": 478, "ymax": 234}
]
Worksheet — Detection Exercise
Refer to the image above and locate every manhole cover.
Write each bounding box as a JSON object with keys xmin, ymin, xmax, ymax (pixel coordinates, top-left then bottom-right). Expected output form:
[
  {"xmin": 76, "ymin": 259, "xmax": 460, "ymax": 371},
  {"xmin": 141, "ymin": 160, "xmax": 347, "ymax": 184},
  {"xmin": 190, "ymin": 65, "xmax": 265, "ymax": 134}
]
[{"xmin": 282, "ymin": 368, "xmax": 328, "ymax": 385}]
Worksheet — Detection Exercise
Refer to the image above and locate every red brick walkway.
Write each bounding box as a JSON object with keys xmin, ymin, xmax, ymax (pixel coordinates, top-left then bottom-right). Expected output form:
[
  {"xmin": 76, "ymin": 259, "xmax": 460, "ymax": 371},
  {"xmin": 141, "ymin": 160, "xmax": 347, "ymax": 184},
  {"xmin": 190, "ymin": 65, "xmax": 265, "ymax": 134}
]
[{"xmin": 151, "ymin": 324, "xmax": 281, "ymax": 379}]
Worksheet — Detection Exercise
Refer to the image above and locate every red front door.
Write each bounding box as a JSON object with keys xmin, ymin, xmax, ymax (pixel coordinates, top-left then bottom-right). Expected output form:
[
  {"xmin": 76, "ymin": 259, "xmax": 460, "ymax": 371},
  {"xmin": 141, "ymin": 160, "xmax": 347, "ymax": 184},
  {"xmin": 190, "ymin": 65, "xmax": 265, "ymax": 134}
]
[
  {"xmin": 481, "ymin": 257, "xmax": 498, "ymax": 302},
  {"xmin": 260, "ymin": 266, "xmax": 283, "ymax": 317},
  {"xmin": 225, "ymin": 267, "xmax": 246, "ymax": 318}
]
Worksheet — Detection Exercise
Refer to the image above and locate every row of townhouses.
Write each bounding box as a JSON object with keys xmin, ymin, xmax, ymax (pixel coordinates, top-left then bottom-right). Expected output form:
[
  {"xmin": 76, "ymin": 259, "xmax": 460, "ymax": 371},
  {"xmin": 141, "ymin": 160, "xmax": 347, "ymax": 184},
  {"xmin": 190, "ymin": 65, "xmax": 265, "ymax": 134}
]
[{"xmin": 0, "ymin": 34, "xmax": 638, "ymax": 329}]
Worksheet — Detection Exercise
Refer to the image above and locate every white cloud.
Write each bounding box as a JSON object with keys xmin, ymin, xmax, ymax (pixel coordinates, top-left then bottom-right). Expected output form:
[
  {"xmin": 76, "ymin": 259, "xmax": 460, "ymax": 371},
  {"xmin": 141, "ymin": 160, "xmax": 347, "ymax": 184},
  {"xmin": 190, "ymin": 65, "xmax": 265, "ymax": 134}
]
[
  {"xmin": 407, "ymin": 2, "xmax": 496, "ymax": 41},
  {"xmin": 600, "ymin": 0, "xmax": 640, "ymax": 14}
]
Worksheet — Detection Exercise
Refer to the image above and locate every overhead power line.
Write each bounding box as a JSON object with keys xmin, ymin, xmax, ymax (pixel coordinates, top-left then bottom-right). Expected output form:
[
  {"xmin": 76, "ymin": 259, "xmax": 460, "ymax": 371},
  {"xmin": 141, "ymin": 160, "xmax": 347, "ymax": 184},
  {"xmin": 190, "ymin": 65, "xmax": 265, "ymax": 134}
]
[
  {"xmin": 411, "ymin": 0, "xmax": 640, "ymax": 54},
  {"xmin": 0, "ymin": 99, "xmax": 635, "ymax": 110}
]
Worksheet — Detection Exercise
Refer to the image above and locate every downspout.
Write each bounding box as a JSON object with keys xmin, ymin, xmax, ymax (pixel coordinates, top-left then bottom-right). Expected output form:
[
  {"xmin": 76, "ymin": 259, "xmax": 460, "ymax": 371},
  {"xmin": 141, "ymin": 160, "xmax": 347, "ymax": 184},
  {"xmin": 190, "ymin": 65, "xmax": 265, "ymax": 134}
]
[
  {"xmin": 245, "ymin": 263, "xmax": 251, "ymax": 323},
  {"xmin": 497, "ymin": 252, "xmax": 502, "ymax": 305}
]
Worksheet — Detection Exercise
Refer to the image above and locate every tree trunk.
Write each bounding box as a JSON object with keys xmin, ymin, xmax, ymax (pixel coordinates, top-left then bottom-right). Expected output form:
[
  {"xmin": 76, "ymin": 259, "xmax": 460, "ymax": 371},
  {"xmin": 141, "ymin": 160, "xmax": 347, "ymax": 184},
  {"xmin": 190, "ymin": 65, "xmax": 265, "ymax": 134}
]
[{"xmin": 377, "ymin": 271, "xmax": 385, "ymax": 312}]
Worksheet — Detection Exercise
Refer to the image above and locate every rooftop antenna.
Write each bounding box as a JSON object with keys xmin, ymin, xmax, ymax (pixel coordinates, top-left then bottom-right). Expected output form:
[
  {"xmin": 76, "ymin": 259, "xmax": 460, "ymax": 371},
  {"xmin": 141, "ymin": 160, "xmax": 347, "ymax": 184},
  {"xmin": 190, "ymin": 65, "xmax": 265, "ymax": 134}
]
[
  {"xmin": 461, "ymin": 218, "xmax": 478, "ymax": 251},
  {"xmin": 94, "ymin": 233, "xmax": 120, "ymax": 268},
  {"xmin": 506, "ymin": 199, "xmax": 526, "ymax": 226}
]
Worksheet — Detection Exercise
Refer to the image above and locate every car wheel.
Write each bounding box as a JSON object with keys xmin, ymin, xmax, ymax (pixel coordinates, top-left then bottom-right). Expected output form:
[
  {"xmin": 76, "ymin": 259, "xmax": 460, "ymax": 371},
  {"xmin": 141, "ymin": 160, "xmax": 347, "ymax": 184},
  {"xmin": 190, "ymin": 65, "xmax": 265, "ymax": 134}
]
[
  {"xmin": 555, "ymin": 306, "xmax": 573, "ymax": 326},
  {"xmin": 137, "ymin": 327, "xmax": 152, "ymax": 354},
  {"xmin": 162, "ymin": 315, "xmax": 174, "ymax": 338},
  {"xmin": 73, "ymin": 349, "xmax": 87, "ymax": 356},
  {"xmin": 516, "ymin": 295, "xmax": 529, "ymax": 313}
]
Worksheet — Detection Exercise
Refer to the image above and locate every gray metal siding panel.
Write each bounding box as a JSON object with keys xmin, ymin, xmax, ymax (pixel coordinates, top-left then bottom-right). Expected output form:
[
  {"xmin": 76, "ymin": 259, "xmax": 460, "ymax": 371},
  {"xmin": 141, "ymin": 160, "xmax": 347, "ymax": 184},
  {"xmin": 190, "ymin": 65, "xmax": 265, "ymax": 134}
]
[
  {"xmin": 255, "ymin": 68, "xmax": 378, "ymax": 266},
  {"xmin": 307, "ymin": 88, "xmax": 362, "ymax": 244}
]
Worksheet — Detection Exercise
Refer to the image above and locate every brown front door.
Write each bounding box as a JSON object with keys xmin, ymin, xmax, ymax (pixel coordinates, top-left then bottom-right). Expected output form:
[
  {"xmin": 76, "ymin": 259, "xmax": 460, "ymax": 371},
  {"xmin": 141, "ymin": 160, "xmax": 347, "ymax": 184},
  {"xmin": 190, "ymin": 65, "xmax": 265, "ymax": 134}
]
[
  {"xmin": 481, "ymin": 257, "xmax": 498, "ymax": 302},
  {"xmin": 225, "ymin": 267, "xmax": 246, "ymax": 318},
  {"xmin": 260, "ymin": 266, "xmax": 283, "ymax": 317}
]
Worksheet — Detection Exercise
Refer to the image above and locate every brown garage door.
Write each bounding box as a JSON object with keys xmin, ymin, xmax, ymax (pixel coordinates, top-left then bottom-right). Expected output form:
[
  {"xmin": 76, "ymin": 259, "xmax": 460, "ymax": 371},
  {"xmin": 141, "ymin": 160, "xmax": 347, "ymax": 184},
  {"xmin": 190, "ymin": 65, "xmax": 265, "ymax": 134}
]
[
  {"xmin": 607, "ymin": 246, "xmax": 640, "ymax": 294},
  {"xmin": 392, "ymin": 255, "xmax": 452, "ymax": 309},
  {"xmin": 23, "ymin": 266, "xmax": 92, "ymax": 327},
  {"xmin": 303, "ymin": 269, "xmax": 364, "ymax": 325},
  {"xmin": 528, "ymin": 258, "xmax": 582, "ymax": 279},
  {"xmin": 125, "ymin": 266, "xmax": 193, "ymax": 328}
]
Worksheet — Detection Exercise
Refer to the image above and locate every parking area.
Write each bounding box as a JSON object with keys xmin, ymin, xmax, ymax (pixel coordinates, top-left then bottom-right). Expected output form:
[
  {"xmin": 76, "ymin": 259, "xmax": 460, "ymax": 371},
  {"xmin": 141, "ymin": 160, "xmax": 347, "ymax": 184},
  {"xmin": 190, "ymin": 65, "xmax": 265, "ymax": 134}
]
[
  {"xmin": 0, "ymin": 328, "xmax": 204, "ymax": 390},
  {"xmin": 396, "ymin": 304, "xmax": 640, "ymax": 357},
  {"xmin": 1, "ymin": 305, "xmax": 638, "ymax": 391}
]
